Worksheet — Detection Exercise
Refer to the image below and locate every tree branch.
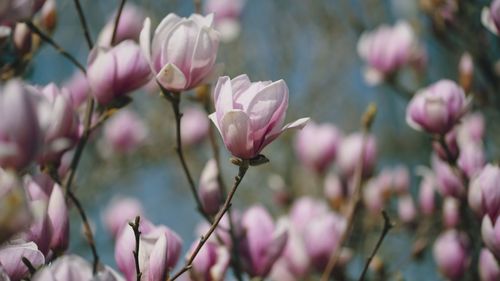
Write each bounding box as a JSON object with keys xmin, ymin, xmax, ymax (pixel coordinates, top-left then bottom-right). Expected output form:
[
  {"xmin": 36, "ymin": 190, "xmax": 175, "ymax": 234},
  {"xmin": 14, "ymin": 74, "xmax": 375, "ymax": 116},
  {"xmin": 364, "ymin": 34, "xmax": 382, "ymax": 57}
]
[{"xmin": 129, "ymin": 216, "xmax": 142, "ymax": 281}]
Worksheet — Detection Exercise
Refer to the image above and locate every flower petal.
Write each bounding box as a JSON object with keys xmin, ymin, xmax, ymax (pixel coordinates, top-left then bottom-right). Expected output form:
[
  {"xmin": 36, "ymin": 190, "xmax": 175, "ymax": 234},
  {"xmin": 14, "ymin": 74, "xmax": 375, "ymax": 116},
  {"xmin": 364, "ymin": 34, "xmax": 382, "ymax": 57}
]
[
  {"xmin": 156, "ymin": 63, "xmax": 187, "ymax": 91},
  {"xmin": 220, "ymin": 111, "xmax": 253, "ymax": 159},
  {"xmin": 139, "ymin": 18, "xmax": 152, "ymax": 67}
]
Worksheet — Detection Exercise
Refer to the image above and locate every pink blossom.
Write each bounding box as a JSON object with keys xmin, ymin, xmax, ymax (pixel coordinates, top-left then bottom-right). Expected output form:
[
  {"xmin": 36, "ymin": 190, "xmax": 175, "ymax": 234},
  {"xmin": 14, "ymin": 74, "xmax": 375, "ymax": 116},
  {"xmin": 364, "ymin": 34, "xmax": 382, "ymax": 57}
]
[
  {"xmin": 406, "ymin": 80, "xmax": 468, "ymax": 135},
  {"xmin": 209, "ymin": 75, "xmax": 309, "ymax": 159},
  {"xmin": 87, "ymin": 40, "xmax": 151, "ymax": 105},
  {"xmin": 294, "ymin": 121, "xmax": 342, "ymax": 174},
  {"xmin": 433, "ymin": 230, "xmax": 470, "ymax": 280},
  {"xmin": 140, "ymin": 13, "xmax": 220, "ymax": 91}
]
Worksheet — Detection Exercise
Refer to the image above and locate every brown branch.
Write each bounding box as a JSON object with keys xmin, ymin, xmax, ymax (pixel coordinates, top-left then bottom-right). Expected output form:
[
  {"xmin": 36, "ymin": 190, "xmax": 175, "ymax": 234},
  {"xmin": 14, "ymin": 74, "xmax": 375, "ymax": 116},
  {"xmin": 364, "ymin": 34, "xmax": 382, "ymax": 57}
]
[
  {"xmin": 111, "ymin": 0, "xmax": 127, "ymax": 46},
  {"xmin": 24, "ymin": 21, "xmax": 86, "ymax": 73},
  {"xmin": 129, "ymin": 216, "xmax": 142, "ymax": 281},
  {"xmin": 160, "ymin": 89, "xmax": 213, "ymax": 224},
  {"xmin": 169, "ymin": 164, "xmax": 249, "ymax": 281},
  {"xmin": 358, "ymin": 211, "xmax": 394, "ymax": 281},
  {"xmin": 67, "ymin": 190, "xmax": 99, "ymax": 274},
  {"xmin": 72, "ymin": 0, "xmax": 93, "ymax": 49},
  {"xmin": 321, "ymin": 104, "xmax": 377, "ymax": 281}
]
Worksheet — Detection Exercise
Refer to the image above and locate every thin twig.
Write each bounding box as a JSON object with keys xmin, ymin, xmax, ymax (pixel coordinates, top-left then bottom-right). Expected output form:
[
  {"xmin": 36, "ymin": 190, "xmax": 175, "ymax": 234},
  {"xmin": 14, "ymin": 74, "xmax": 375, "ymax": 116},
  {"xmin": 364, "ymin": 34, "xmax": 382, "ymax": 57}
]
[
  {"xmin": 111, "ymin": 0, "xmax": 127, "ymax": 46},
  {"xmin": 24, "ymin": 21, "xmax": 86, "ymax": 73},
  {"xmin": 72, "ymin": 0, "xmax": 93, "ymax": 49},
  {"xmin": 321, "ymin": 104, "xmax": 377, "ymax": 281},
  {"xmin": 160, "ymin": 89, "xmax": 213, "ymax": 223},
  {"xmin": 169, "ymin": 164, "xmax": 249, "ymax": 281},
  {"xmin": 129, "ymin": 216, "xmax": 142, "ymax": 281},
  {"xmin": 67, "ymin": 190, "xmax": 99, "ymax": 274},
  {"xmin": 358, "ymin": 211, "xmax": 394, "ymax": 281}
]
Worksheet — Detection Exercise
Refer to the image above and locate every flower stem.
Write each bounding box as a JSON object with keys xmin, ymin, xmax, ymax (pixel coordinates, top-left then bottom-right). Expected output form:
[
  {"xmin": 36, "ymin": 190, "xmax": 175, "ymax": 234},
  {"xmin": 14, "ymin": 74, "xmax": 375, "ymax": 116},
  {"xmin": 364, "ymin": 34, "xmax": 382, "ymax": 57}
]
[
  {"xmin": 161, "ymin": 90, "xmax": 213, "ymax": 223},
  {"xmin": 169, "ymin": 164, "xmax": 249, "ymax": 281},
  {"xmin": 72, "ymin": 0, "xmax": 93, "ymax": 49},
  {"xmin": 357, "ymin": 211, "xmax": 393, "ymax": 281},
  {"xmin": 129, "ymin": 216, "xmax": 142, "ymax": 281},
  {"xmin": 24, "ymin": 21, "xmax": 86, "ymax": 73}
]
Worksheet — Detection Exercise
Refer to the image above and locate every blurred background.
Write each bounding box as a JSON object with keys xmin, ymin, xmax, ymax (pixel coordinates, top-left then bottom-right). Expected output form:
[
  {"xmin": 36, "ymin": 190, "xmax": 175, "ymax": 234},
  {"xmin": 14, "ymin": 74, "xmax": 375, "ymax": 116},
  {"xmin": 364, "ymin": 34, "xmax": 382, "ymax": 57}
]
[{"xmin": 13, "ymin": 0, "xmax": 500, "ymax": 280}]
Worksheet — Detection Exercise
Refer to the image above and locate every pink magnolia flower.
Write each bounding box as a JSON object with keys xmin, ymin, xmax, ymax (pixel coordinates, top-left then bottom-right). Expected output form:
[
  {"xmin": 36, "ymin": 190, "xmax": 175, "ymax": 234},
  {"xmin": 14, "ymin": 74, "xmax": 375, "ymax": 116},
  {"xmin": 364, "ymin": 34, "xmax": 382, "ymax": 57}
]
[
  {"xmin": 32, "ymin": 254, "xmax": 124, "ymax": 281},
  {"xmin": 187, "ymin": 241, "xmax": 230, "ymax": 281},
  {"xmin": 289, "ymin": 197, "xmax": 329, "ymax": 233},
  {"xmin": 102, "ymin": 109, "xmax": 148, "ymax": 155},
  {"xmin": 32, "ymin": 83, "xmax": 80, "ymax": 165},
  {"xmin": 204, "ymin": 0, "xmax": 245, "ymax": 42},
  {"xmin": 397, "ymin": 194, "xmax": 417, "ymax": 224},
  {"xmin": 481, "ymin": 216, "xmax": 500, "ymax": 261},
  {"xmin": 336, "ymin": 132, "xmax": 377, "ymax": 178},
  {"xmin": 479, "ymin": 248, "xmax": 500, "ymax": 281},
  {"xmin": 209, "ymin": 75, "xmax": 309, "ymax": 159},
  {"xmin": 294, "ymin": 121, "xmax": 342, "ymax": 174},
  {"xmin": 0, "ymin": 80, "xmax": 41, "ymax": 170},
  {"xmin": 406, "ymin": 79, "xmax": 468, "ymax": 135},
  {"xmin": 97, "ymin": 4, "xmax": 145, "ymax": 47},
  {"xmin": 0, "ymin": 241, "xmax": 44, "ymax": 281},
  {"xmin": 357, "ymin": 21, "xmax": 423, "ymax": 85},
  {"xmin": 276, "ymin": 221, "xmax": 310, "ymax": 279},
  {"xmin": 482, "ymin": 0, "xmax": 500, "ymax": 35},
  {"xmin": 457, "ymin": 112, "xmax": 485, "ymax": 145},
  {"xmin": 443, "ymin": 197, "xmax": 460, "ymax": 228},
  {"xmin": 198, "ymin": 159, "xmax": 222, "ymax": 216},
  {"xmin": 418, "ymin": 173, "xmax": 436, "ymax": 216},
  {"xmin": 457, "ymin": 142, "xmax": 485, "ymax": 178},
  {"xmin": 471, "ymin": 164, "xmax": 500, "ymax": 220},
  {"xmin": 87, "ymin": 40, "xmax": 151, "ymax": 105},
  {"xmin": 63, "ymin": 72, "xmax": 90, "ymax": 109},
  {"xmin": 140, "ymin": 13, "xmax": 220, "ymax": 91},
  {"xmin": 303, "ymin": 212, "xmax": 347, "ymax": 271},
  {"xmin": 433, "ymin": 230, "xmax": 470, "ymax": 280},
  {"xmin": 431, "ymin": 154, "xmax": 465, "ymax": 198},
  {"xmin": 239, "ymin": 205, "xmax": 288, "ymax": 277},
  {"xmin": 115, "ymin": 223, "xmax": 182, "ymax": 281},
  {"xmin": 47, "ymin": 184, "xmax": 69, "ymax": 253},
  {"xmin": 181, "ymin": 107, "xmax": 209, "ymax": 147},
  {"xmin": 102, "ymin": 197, "xmax": 144, "ymax": 238}
]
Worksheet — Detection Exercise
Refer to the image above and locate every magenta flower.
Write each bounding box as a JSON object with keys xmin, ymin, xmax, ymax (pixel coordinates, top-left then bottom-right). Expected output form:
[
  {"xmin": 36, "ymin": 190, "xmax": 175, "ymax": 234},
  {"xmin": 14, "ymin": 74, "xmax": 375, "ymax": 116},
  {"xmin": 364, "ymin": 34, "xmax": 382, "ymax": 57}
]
[
  {"xmin": 140, "ymin": 13, "xmax": 220, "ymax": 92},
  {"xmin": 336, "ymin": 132, "xmax": 377, "ymax": 178},
  {"xmin": 294, "ymin": 120, "xmax": 342, "ymax": 174},
  {"xmin": 0, "ymin": 80, "xmax": 41, "ymax": 171},
  {"xmin": 181, "ymin": 107, "xmax": 210, "ymax": 147},
  {"xmin": 204, "ymin": 0, "xmax": 246, "ymax": 42},
  {"xmin": 87, "ymin": 40, "xmax": 151, "ymax": 105},
  {"xmin": 102, "ymin": 109, "xmax": 148, "ymax": 155},
  {"xmin": 471, "ymin": 164, "xmax": 500, "ymax": 220},
  {"xmin": 482, "ymin": 0, "xmax": 500, "ymax": 35},
  {"xmin": 443, "ymin": 197, "xmax": 460, "ymax": 228},
  {"xmin": 239, "ymin": 205, "xmax": 288, "ymax": 277},
  {"xmin": 47, "ymin": 184, "xmax": 69, "ymax": 253},
  {"xmin": 198, "ymin": 159, "xmax": 222, "ymax": 216},
  {"xmin": 115, "ymin": 223, "xmax": 182, "ymax": 281},
  {"xmin": 433, "ymin": 230, "xmax": 470, "ymax": 280},
  {"xmin": 63, "ymin": 72, "xmax": 90, "ymax": 109},
  {"xmin": 32, "ymin": 83, "xmax": 80, "ymax": 165},
  {"xmin": 187, "ymin": 241, "xmax": 230, "ymax": 281},
  {"xmin": 432, "ymin": 154, "xmax": 464, "ymax": 198},
  {"xmin": 481, "ymin": 216, "xmax": 500, "ymax": 261},
  {"xmin": 32, "ymin": 254, "xmax": 124, "ymax": 281},
  {"xmin": 418, "ymin": 173, "xmax": 436, "ymax": 216},
  {"xmin": 406, "ymin": 79, "xmax": 468, "ymax": 135},
  {"xmin": 479, "ymin": 248, "xmax": 500, "ymax": 281},
  {"xmin": 102, "ymin": 197, "xmax": 145, "ymax": 238},
  {"xmin": 97, "ymin": 3, "xmax": 145, "ymax": 47},
  {"xmin": 210, "ymin": 75, "xmax": 309, "ymax": 159},
  {"xmin": 303, "ymin": 212, "xmax": 347, "ymax": 271},
  {"xmin": 397, "ymin": 194, "xmax": 417, "ymax": 224},
  {"xmin": 357, "ymin": 21, "xmax": 423, "ymax": 85},
  {"xmin": 0, "ymin": 241, "xmax": 44, "ymax": 281}
]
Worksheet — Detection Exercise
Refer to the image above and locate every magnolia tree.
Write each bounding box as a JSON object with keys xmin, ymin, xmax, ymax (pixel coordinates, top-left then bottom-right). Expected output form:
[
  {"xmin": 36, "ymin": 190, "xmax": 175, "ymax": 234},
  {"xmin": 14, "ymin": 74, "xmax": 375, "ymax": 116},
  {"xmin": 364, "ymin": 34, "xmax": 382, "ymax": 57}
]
[{"xmin": 0, "ymin": 0, "xmax": 499, "ymax": 280}]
